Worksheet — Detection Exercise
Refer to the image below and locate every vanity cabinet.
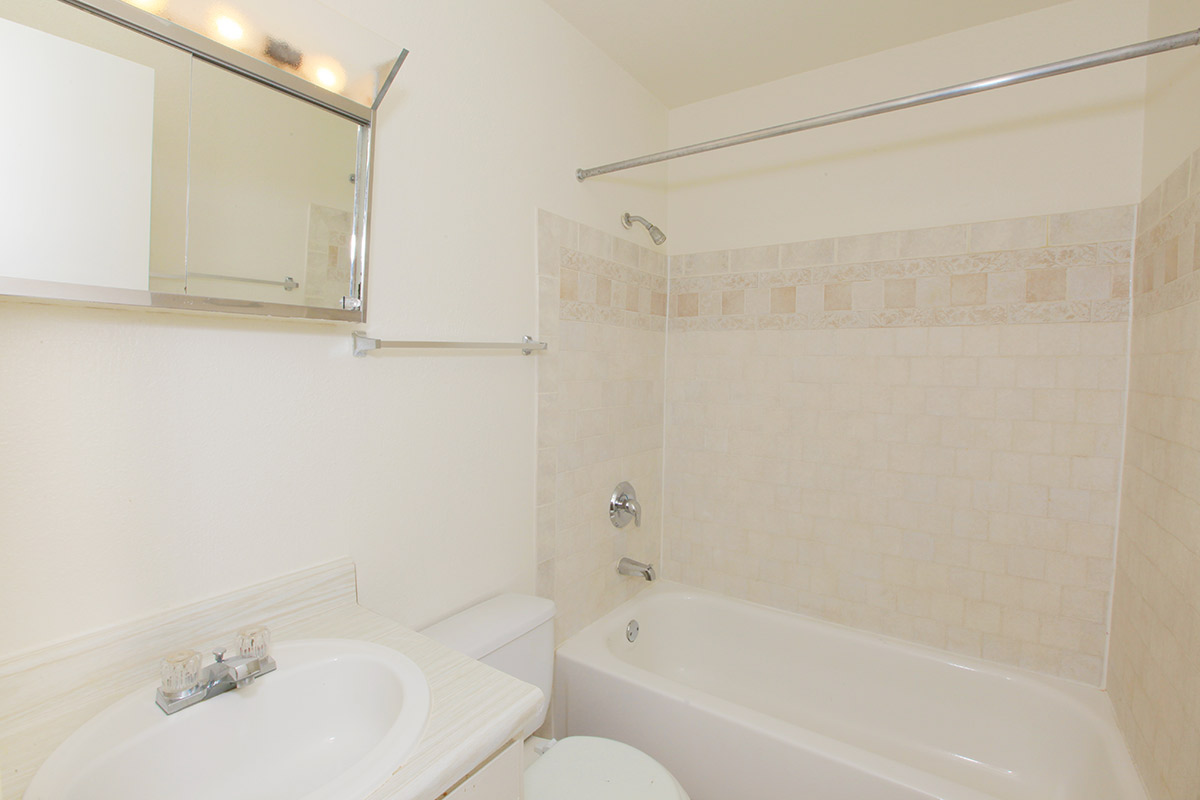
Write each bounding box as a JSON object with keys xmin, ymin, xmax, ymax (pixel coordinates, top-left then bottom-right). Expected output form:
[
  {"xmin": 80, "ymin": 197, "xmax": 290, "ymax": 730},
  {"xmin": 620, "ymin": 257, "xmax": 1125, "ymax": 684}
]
[{"xmin": 438, "ymin": 740, "xmax": 523, "ymax": 800}]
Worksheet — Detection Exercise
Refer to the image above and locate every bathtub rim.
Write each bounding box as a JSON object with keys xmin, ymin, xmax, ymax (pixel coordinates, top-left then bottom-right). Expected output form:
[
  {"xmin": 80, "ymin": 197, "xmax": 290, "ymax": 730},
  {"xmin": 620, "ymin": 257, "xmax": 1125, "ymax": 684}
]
[{"xmin": 554, "ymin": 580, "xmax": 1147, "ymax": 800}]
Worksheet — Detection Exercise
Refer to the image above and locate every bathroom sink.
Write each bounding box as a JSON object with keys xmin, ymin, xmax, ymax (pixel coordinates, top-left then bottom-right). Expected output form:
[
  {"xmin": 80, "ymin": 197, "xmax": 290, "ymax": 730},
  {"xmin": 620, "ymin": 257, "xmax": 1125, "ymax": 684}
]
[{"xmin": 26, "ymin": 639, "xmax": 431, "ymax": 800}]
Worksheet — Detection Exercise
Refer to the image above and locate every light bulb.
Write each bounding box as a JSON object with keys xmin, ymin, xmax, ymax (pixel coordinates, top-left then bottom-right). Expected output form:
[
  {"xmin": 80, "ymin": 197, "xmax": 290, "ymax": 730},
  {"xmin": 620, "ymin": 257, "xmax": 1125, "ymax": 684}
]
[
  {"xmin": 315, "ymin": 67, "xmax": 337, "ymax": 87},
  {"xmin": 214, "ymin": 15, "xmax": 244, "ymax": 42}
]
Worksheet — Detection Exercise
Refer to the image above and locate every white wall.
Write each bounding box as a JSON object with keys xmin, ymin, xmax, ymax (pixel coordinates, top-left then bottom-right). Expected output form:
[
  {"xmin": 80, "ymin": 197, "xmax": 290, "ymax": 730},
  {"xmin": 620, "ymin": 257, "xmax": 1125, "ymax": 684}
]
[
  {"xmin": 665, "ymin": 0, "xmax": 1148, "ymax": 254},
  {"xmin": 1140, "ymin": 0, "xmax": 1200, "ymax": 193},
  {"xmin": 0, "ymin": 0, "xmax": 666, "ymax": 658}
]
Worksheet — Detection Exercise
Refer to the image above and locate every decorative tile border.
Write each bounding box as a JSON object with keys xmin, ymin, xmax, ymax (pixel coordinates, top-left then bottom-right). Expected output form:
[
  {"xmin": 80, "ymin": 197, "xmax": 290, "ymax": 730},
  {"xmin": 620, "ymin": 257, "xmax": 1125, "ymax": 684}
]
[
  {"xmin": 1133, "ymin": 148, "xmax": 1200, "ymax": 306},
  {"xmin": 559, "ymin": 249, "xmax": 667, "ymax": 331},
  {"xmin": 670, "ymin": 207, "xmax": 1134, "ymax": 330}
]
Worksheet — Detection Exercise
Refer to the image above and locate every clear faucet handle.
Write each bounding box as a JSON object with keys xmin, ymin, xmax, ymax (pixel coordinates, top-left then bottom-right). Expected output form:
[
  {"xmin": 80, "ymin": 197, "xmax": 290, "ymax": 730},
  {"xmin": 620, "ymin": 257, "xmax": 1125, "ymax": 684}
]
[
  {"xmin": 237, "ymin": 626, "xmax": 271, "ymax": 660},
  {"xmin": 161, "ymin": 649, "xmax": 201, "ymax": 695}
]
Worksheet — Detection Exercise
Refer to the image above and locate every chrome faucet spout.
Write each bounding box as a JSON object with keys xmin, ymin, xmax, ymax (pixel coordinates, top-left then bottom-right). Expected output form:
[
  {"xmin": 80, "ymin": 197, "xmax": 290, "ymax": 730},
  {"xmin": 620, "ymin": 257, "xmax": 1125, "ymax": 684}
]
[{"xmin": 618, "ymin": 557, "xmax": 656, "ymax": 582}]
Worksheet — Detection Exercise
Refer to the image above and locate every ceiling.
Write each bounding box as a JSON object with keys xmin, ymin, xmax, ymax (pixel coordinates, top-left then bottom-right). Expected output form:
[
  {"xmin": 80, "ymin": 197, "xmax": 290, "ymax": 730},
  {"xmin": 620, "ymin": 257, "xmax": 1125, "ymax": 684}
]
[{"xmin": 543, "ymin": 0, "xmax": 1070, "ymax": 108}]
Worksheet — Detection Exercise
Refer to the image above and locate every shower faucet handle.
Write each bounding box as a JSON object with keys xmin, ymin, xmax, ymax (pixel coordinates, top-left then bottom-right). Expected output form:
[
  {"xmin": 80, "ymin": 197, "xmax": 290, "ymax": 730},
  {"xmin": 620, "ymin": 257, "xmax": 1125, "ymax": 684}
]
[{"xmin": 610, "ymin": 481, "xmax": 641, "ymax": 528}]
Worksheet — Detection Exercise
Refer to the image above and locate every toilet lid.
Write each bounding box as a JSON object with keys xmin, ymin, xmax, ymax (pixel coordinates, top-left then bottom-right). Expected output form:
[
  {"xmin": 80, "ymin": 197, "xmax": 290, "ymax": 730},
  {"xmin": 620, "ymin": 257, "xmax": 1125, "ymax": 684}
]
[{"xmin": 525, "ymin": 736, "xmax": 688, "ymax": 800}]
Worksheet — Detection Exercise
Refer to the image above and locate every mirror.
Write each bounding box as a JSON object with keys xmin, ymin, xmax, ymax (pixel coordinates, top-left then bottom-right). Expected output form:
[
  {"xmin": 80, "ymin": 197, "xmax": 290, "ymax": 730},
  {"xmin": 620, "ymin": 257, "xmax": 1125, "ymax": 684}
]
[
  {"xmin": 0, "ymin": 0, "xmax": 400, "ymax": 322},
  {"xmin": 181, "ymin": 61, "xmax": 362, "ymax": 309}
]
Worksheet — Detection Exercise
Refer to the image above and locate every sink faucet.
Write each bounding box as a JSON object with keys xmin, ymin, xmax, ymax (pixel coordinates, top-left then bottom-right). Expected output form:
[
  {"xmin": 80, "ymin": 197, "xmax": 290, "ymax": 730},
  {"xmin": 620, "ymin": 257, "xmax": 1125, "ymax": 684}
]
[
  {"xmin": 156, "ymin": 627, "xmax": 276, "ymax": 715},
  {"xmin": 618, "ymin": 557, "xmax": 656, "ymax": 582}
]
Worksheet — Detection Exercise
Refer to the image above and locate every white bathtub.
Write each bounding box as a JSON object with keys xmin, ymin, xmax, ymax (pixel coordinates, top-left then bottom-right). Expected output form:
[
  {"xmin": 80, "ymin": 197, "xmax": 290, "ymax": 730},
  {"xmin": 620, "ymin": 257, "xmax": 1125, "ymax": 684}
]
[{"xmin": 554, "ymin": 583, "xmax": 1145, "ymax": 800}]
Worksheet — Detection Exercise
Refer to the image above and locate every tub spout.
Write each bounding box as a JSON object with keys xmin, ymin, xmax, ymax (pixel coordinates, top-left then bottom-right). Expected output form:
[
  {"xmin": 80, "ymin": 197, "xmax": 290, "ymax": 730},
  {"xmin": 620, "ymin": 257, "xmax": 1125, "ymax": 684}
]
[{"xmin": 618, "ymin": 557, "xmax": 656, "ymax": 582}]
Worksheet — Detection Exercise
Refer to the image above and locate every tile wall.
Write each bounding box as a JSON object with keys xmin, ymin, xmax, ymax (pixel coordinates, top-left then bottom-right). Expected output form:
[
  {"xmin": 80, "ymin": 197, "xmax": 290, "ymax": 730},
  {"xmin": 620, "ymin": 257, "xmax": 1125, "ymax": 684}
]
[
  {"xmin": 1108, "ymin": 150, "xmax": 1200, "ymax": 800},
  {"xmin": 663, "ymin": 206, "xmax": 1135, "ymax": 684},
  {"xmin": 536, "ymin": 211, "xmax": 667, "ymax": 642}
]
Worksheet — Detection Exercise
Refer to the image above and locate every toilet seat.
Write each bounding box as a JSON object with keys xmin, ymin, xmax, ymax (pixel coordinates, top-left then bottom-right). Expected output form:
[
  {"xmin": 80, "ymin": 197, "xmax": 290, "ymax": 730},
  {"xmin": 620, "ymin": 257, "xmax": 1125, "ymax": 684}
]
[{"xmin": 524, "ymin": 736, "xmax": 689, "ymax": 800}]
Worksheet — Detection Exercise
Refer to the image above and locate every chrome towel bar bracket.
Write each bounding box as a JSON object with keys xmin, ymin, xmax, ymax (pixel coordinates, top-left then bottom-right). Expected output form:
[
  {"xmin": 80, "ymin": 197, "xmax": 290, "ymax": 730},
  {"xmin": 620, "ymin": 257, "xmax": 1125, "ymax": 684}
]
[{"xmin": 352, "ymin": 332, "xmax": 548, "ymax": 357}]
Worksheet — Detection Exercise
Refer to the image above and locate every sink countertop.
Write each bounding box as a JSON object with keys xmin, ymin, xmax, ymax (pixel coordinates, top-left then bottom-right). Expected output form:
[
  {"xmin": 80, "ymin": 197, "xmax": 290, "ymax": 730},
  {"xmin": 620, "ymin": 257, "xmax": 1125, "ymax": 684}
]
[{"xmin": 0, "ymin": 559, "xmax": 543, "ymax": 800}]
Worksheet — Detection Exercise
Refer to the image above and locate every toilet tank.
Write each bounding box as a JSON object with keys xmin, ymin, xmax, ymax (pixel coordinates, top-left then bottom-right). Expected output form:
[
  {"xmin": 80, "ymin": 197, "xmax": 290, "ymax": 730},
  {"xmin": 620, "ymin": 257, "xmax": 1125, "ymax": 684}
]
[{"xmin": 422, "ymin": 594, "xmax": 556, "ymax": 736}]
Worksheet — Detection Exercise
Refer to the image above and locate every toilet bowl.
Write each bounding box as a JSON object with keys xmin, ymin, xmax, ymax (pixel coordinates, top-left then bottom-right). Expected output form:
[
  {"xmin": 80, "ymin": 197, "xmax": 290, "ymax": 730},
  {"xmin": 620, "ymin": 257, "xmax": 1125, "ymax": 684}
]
[
  {"xmin": 525, "ymin": 735, "xmax": 687, "ymax": 800},
  {"xmin": 422, "ymin": 594, "xmax": 688, "ymax": 800}
]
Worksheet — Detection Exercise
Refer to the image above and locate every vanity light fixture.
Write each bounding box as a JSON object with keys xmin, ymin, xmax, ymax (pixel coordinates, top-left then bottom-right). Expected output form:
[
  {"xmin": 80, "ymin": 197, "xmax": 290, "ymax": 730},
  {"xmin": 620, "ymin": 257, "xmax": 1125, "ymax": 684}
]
[{"xmin": 104, "ymin": 0, "xmax": 403, "ymax": 108}]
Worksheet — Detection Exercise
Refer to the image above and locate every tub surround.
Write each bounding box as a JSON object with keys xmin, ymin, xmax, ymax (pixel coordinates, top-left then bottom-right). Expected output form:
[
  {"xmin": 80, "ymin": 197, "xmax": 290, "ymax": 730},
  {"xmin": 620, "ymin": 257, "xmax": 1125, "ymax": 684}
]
[
  {"xmin": 0, "ymin": 559, "xmax": 542, "ymax": 800},
  {"xmin": 663, "ymin": 205, "xmax": 1134, "ymax": 685},
  {"xmin": 1108, "ymin": 147, "xmax": 1200, "ymax": 800},
  {"xmin": 536, "ymin": 210, "xmax": 667, "ymax": 642}
]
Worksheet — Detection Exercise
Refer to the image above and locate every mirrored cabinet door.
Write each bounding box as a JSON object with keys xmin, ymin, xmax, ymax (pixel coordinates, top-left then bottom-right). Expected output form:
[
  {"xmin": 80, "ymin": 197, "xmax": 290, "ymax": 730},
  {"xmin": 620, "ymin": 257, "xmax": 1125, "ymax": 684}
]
[
  {"xmin": 0, "ymin": 0, "xmax": 391, "ymax": 322},
  {"xmin": 1, "ymin": 0, "xmax": 191, "ymax": 296},
  {"xmin": 185, "ymin": 61, "xmax": 362, "ymax": 310}
]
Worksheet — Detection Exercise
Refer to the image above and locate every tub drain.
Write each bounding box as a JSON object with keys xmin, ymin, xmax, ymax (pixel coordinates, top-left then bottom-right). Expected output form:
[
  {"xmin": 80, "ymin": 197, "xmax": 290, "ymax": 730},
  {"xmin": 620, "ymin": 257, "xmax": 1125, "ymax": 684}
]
[{"xmin": 626, "ymin": 619, "xmax": 639, "ymax": 642}]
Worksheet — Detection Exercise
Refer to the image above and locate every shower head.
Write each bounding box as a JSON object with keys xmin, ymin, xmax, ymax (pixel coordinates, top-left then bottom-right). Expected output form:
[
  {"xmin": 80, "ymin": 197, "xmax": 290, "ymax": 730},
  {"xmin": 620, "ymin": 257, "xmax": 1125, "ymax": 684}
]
[{"xmin": 621, "ymin": 213, "xmax": 666, "ymax": 246}]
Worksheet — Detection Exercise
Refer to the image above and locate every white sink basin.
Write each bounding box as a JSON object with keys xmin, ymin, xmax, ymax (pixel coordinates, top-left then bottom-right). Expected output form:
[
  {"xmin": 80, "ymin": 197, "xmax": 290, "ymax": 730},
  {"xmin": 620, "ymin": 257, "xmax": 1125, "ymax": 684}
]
[{"xmin": 27, "ymin": 639, "xmax": 431, "ymax": 800}]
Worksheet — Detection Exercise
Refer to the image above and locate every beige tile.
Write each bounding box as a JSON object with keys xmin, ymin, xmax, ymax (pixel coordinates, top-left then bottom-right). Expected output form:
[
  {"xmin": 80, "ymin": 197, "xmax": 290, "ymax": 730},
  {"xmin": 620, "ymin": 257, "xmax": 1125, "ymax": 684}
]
[
  {"xmin": 577, "ymin": 272, "xmax": 597, "ymax": 304},
  {"xmin": 898, "ymin": 225, "xmax": 968, "ymax": 258},
  {"xmin": 730, "ymin": 245, "xmax": 779, "ymax": 273},
  {"xmin": 651, "ymin": 292, "xmax": 667, "ymax": 316},
  {"xmin": 916, "ymin": 276, "xmax": 951, "ymax": 308},
  {"xmin": 1164, "ymin": 239, "xmax": 1179, "ymax": 284},
  {"xmin": 970, "ymin": 217, "xmax": 1047, "ymax": 252},
  {"xmin": 628, "ymin": 284, "xmax": 644, "ymax": 312},
  {"xmin": 1138, "ymin": 184, "xmax": 1163, "ymax": 234},
  {"xmin": 641, "ymin": 248, "xmax": 668, "ymax": 277},
  {"xmin": 885, "ymin": 279, "xmax": 917, "ymax": 308},
  {"xmin": 699, "ymin": 291, "xmax": 722, "ymax": 316},
  {"xmin": 836, "ymin": 231, "xmax": 900, "ymax": 264},
  {"xmin": 595, "ymin": 277, "xmax": 611, "ymax": 306},
  {"xmin": 795, "ymin": 285, "xmax": 824, "ymax": 313},
  {"xmin": 560, "ymin": 269, "xmax": 579, "ymax": 301},
  {"xmin": 824, "ymin": 283, "xmax": 852, "ymax": 311},
  {"xmin": 1026, "ymin": 268, "xmax": 1066, "ymax": 302},
  {"xmin": 677, "ymin": 293, "xmax": 698, "ymax": 317},
  {"xmin": 577, "ymin": 224, "xmax": 612, "ymax": 258},
  {"xmin": 1162, "ymin": 157, "xmax": 1191, "ymax": 214},
  {"xmin": 1178, "ymin": 226, "xmax": 1196, "ymax": 277},
  {"xmin": 987, "ymin": 272, "xmax": 1026, "ymax": 304},
  {"xmin": 1066, "ymin": 265, "xmax": 1112, "ymax": 301},
  {"xmin": 771, "ymin": 286, "xmax": 797, "ymax": 314},
  {"xmin": 679, "ymin": 250, "xmax": 730, "ymax": 276},
  {"xmin": 722, "ymin": 290, "xmax": 745, "ymax": 315},
  {"xmin": 745, "ymin": 288, "xmax": 771, "ymax": 315},
  {"xmin": 950, "ymin": 274, "xmax": 987, "ymax": 306},
  {"xmin": 1048, "ymin": 206, "xmax": 1135, "ymax": 245},
  {"xmin": 612, "ymin": 237, "xmax": 641, "ymax": 269},
  {"xmin": 852, "ymin": 280, "xmax": 884, "ymax": 310},
  {"xmin": 781, "ymin": 238, "xmax": 837, "ymax": 267}
]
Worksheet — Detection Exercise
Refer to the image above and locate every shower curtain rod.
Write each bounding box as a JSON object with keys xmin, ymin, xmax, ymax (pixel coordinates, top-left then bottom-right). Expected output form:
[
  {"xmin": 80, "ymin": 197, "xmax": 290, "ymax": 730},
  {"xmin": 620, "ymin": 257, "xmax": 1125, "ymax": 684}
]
[{"xmin": 576, "ymin": 27, "xmax": 1200, "ymax": 181}]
